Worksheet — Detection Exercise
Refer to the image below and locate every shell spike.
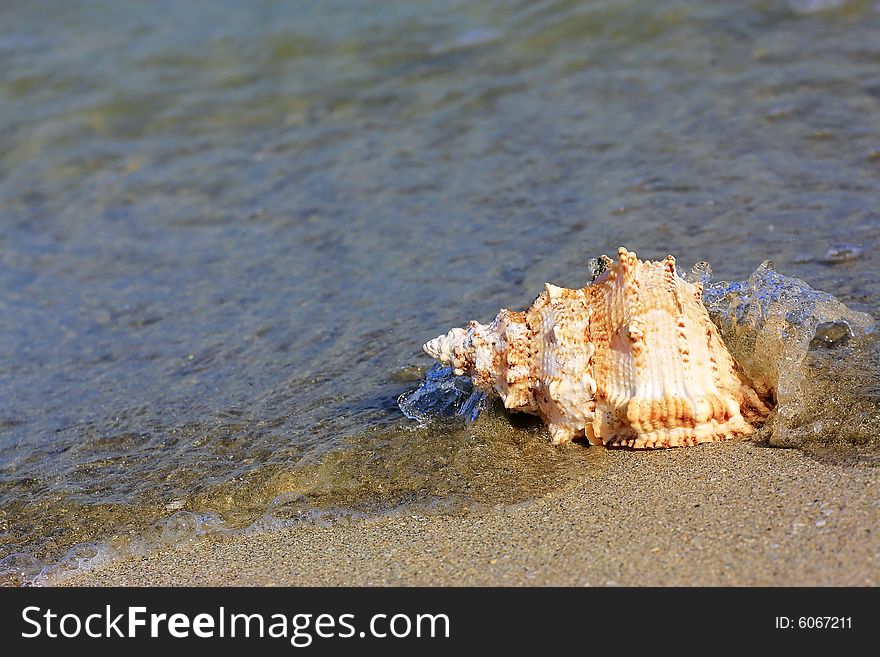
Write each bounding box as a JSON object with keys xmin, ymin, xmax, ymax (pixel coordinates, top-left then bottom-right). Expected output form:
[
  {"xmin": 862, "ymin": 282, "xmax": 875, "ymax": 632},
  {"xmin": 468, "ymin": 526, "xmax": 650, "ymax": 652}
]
[
  {"xmin": 545, "ymin": 283, "xmax": 565, "ymax": 299},
  {"xmin": 423, "ymin": 327, "xmax": 468, "ymax": 365}
]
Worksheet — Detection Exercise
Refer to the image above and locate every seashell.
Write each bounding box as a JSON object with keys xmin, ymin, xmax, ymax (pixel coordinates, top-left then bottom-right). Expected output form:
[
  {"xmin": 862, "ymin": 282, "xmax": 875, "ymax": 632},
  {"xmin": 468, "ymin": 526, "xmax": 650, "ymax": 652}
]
[{"xmin": 423, "ymin": 247, "xmax": 772, "ymax": 449}]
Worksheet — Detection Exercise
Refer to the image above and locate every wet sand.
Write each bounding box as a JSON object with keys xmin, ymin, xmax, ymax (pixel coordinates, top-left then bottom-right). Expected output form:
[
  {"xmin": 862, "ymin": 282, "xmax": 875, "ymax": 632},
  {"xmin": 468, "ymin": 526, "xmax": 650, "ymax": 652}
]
[{"xmin": 59, "ymin": 440, "xmax": 877, "ymax": 586}]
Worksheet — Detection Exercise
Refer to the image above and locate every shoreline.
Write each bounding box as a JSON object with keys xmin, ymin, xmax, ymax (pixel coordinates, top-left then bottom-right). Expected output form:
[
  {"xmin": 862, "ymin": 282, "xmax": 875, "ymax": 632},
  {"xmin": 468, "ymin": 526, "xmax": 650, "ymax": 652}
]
[{"xmin": 58, "ymin": 441, "xmax": 877, "ymax": 586}]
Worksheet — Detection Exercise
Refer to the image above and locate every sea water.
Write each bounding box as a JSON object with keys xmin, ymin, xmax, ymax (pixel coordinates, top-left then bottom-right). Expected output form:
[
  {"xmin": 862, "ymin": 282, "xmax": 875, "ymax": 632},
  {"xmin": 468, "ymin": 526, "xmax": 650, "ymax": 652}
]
[{"xmin": 2, "ymin": 0, "xmax": 879, "ymax": 584}]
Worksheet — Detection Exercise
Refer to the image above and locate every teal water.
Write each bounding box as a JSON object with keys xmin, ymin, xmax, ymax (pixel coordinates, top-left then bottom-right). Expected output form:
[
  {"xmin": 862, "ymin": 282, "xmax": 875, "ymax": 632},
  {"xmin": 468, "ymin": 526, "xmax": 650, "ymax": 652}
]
[{"xmin": 1, "ymin": 0, "xmax": 879, "ymax": 583}]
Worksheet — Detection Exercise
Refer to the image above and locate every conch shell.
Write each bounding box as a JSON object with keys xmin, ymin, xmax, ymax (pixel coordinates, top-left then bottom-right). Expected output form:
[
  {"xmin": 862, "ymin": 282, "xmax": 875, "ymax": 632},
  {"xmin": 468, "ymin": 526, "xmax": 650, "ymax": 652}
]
[{"xmin": 424, "ymin": 247, "xmax": 771, "ymax": 448}]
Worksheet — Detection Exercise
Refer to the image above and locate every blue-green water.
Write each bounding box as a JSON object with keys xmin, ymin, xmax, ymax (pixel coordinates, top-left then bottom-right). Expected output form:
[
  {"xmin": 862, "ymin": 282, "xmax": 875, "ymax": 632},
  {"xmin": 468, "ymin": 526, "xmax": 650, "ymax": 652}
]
[{"xmin": 1, "ymin": 0, "xmax": 879, "ymax": 583}]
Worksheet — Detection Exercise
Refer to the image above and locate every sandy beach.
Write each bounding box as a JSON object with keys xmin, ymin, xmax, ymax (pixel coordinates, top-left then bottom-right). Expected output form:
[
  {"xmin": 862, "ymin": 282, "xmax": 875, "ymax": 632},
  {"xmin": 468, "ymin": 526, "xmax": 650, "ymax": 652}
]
[
  {"xmin": 58, "ymin": 440, "xmax": 877, "ymax": 587},
  {"xmin": 5, "ymin": 2, "xmax": 880, "ymax": 590}
]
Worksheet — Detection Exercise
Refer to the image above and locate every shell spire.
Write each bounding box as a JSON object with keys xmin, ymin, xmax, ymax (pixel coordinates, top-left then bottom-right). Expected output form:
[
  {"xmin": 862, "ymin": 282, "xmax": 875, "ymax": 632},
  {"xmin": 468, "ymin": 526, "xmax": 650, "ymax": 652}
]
[{"xmin": 422, "ymin": 247, "xmax": 771, "ymax": 449}]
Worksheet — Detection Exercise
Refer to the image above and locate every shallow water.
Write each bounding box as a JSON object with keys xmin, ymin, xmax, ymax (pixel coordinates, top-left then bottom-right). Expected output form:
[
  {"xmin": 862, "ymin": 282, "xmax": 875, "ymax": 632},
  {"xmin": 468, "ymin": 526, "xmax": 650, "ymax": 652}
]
[{"xmin": 1, "ymin": 0, "xmax": 880, "ymax": 583}]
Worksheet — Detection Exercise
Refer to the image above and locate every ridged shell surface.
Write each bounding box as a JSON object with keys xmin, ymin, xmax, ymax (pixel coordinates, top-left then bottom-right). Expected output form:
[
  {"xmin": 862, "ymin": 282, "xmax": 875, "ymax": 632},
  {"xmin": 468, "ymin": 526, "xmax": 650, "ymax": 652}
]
[{"xmin": 423, "ymin": 248, "xmax": 771, "ymax": 449}]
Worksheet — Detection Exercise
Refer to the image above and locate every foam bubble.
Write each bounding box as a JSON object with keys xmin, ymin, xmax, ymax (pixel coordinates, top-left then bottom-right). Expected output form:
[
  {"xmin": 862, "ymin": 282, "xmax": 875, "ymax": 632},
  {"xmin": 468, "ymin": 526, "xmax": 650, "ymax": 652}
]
[
  {"xmin": 0, "ymin": 552, "xmax": 44, "ymax": 587},
  {"xmin": 32, "ymin": 542, "xmax": 114, "ymax": 586}
]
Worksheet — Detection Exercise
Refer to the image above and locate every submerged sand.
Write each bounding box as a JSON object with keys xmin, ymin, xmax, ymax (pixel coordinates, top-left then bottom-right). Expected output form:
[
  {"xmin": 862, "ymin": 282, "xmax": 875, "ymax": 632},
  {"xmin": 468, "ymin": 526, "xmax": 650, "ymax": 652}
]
[{"xmin": 59, "ymin": 441, "xmax": 877, "ymax": 586}]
